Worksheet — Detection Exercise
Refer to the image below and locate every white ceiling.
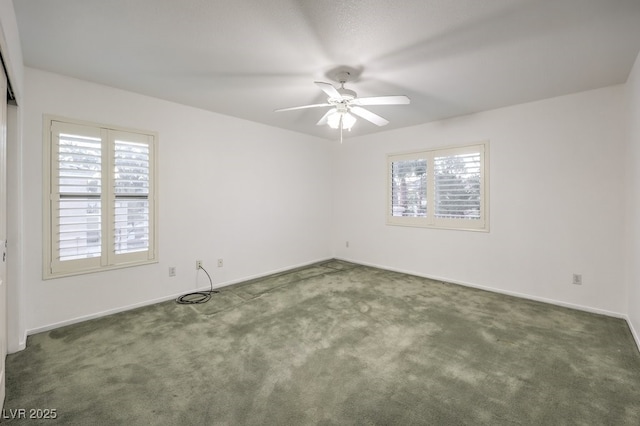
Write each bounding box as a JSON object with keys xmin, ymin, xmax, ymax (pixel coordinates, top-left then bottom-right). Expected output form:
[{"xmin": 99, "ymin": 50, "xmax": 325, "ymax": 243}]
[{"xmin": 13, "ymin": 0, "xmax": 640, "ymax": 140}]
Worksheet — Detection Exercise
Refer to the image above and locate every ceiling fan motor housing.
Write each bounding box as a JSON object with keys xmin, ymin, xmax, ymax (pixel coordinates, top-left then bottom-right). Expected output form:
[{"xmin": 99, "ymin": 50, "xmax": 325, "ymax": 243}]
[
  {"xmin": 275, "ymin": 67, "xmax": 410, "ymax": 133},
  {"xmin": 337, "ymin": 88, "xmax": 357, "ymax": 100}
]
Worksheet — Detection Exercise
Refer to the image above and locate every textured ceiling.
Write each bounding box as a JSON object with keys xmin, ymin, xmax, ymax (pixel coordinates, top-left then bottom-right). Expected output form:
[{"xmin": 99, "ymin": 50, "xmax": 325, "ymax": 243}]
[{"xmin": 13, "ymin": 0, "xmax": 640, "ymax": 140}]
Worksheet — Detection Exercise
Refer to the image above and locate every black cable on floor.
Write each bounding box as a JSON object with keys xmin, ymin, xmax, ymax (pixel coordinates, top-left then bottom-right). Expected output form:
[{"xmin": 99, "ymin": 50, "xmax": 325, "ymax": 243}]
[{"xmin": 176, "ymin": 265, "xmax": 219, "ymax": 304}]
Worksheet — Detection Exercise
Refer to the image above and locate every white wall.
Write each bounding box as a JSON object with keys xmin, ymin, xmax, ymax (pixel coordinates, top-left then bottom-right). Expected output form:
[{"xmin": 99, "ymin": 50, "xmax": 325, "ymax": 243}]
[
  {"xmin": 21, "ymin": 68, "xmax": 333, "ymax": 335},
  {"xmin": 333, "ymin": 85, "xmax": 627, "ymax": 316},
  {"xmin": 12, "ymin": 66, "xmax": 638, "ymax": 345},
  {"xmin": 626, "ymin": 51, "xmax": 640, "ymax": 345},
  {"xmin": 3, "ymin": 0, "xmax": 637, "ymax": 348}
]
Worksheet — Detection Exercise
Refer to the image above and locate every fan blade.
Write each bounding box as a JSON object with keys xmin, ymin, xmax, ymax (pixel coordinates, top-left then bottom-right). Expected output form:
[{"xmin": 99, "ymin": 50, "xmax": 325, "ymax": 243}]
[
  {"xmin": 315, "ymin": 81, "xmax": 343, "ymax": 100},
  {"xmin": 275, "ymin": 103, "xmax": 331, "ymax": 112},
  {"xmin": 316, "ymin": 109, "xmax": 335, "ymax": 126},
  {"xmin": 350, "ymin": 106, "xmax": 389, "ymax": 126},
  {"xmin": 352, "ymin": 95, "xmax": 410, "ymax": 106}
]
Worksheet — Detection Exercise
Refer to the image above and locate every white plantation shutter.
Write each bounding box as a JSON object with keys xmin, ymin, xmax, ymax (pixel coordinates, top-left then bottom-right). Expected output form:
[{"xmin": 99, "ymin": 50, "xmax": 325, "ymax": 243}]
[
  {"xmin": 51, "ymin": 122, "xmax": 104, "ymax": 273},
  {"xmin": 112, "ymin": 133, "xmax": 152, "ymax": 261},
  {"xmin": 45, "ymin": 118, "xmax": 157, "ymax": 278},
  {"xmin": 433, "ymin": 145, "xmax": 485, "ymax": 229},
  {"xmin": 387, "ymin": 143, "xmax": 488, "ymax": 230},
  {"xmin": 390, "ymin": 156, "xmax": 427, "ymax": 218}
]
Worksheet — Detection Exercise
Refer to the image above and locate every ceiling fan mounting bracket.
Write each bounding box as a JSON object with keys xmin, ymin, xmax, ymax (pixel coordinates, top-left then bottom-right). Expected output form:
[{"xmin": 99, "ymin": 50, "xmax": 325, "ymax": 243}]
[
  {"xmin": 336, "ymin": 71, "xmax": 351, "ymax": 84},
  {"xmin": 325, "ymin": 66, "xmax": 362, "ymax": 84}
]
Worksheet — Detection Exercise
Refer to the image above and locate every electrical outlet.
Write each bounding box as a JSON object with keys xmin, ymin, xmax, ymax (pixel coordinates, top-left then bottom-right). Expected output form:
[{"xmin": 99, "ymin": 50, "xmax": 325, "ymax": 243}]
[
  {"xmin": 346, "ymin": 241, "xmax": 349, "ymax": 248},
  {"xmin": 169, "ymin": 266, "xmax": 176, "ymax": 277},
  {"xmin": 217, "ymin": 258, "xmax": 224, "ymax": 268},
  {"xmin": 196, "ymin": 260, "xmax": 202, "ymax": 270},
  {"xmin": 572, "ymin": 273, "xmax": 582, "ymax": 285}
]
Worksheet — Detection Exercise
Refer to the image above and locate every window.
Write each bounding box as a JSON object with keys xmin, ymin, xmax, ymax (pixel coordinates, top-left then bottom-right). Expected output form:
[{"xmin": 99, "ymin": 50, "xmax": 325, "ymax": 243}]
[
  {"xmin": 43, "ymin": 116, "xmax": 158, "ymax": 278},
  {"xmin": 387, "ymin": 142, "xmax": 488, "ymax": 231}
]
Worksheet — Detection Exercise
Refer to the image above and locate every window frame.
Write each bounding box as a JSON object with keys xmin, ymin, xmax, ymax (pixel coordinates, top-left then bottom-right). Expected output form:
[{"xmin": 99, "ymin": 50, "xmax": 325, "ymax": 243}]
[
  {"xmin": 43, "ymin": 115, "xmax": 159, "ymax": 279},
  {"xmin": 387, "ymin": 141, "xmax": 489, "ymax": 231}
]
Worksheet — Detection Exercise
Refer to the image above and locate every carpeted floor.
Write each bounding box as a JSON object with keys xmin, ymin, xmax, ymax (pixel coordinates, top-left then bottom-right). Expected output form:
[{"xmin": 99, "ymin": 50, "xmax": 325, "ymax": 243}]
[{"xmin": 4, "ymin": 260, "xmax": 640, "ymax": 425}]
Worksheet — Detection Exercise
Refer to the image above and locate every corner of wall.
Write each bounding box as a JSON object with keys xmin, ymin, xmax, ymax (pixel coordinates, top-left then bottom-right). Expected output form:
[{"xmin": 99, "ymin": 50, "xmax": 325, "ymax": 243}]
[{"xmin": 625, "ymin": 49, "xmax": 640, "ymax": 352}]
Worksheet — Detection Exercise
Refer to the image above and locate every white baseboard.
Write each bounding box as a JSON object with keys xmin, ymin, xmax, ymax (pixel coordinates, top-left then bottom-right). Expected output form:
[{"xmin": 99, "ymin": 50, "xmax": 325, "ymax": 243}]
[
  {"xmin": 24, "ymin": 255, "xmax": 639, "ymax": 354},
  {"xmin": 7, "ymin": 329, "xmax": 27, "ymax": 354},
  {"xmin": 25, "ymin": 256, "xmax": 334, "ymax": 338},
  {"xmin": 209, "ymin": 257, "xmax": 334, "ymax": 290},
  {"xmin": 337, "ymin": 257, "xmax": 640, "ymax": 353},
  {"xmin": 26, "ymin": 290, "xmax": 189, "ymax": 336},
  {"xmin": 335, "ymin": 256, "xmax": 627, "ymax": 319},
  {"xmin": 626, "ymin": 315, "xmax": 640, "ymax": 354},
  {"xmin": 13, "ymin": 331, "xmax": 26, "ymax": 354}
]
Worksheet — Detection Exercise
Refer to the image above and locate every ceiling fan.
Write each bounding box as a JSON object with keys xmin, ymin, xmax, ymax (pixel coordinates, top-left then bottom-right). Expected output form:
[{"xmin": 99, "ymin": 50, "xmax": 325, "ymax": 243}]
[{"xmin": 275, "ymin": 70, "xmax": 410, "ymax": 142}]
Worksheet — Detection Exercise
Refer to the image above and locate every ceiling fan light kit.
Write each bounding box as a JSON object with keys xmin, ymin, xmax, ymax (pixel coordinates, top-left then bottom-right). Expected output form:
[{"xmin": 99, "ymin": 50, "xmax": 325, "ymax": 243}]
[{"xmin": 275, "ymin": 68, "xmax": 410, "ymax": 142}]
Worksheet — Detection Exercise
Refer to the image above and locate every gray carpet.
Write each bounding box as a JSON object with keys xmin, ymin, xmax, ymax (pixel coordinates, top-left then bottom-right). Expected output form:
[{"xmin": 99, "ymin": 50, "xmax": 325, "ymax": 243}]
[{"xmin": 4, "ymin": 260, "xmax": 640, "ymax": 425}]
